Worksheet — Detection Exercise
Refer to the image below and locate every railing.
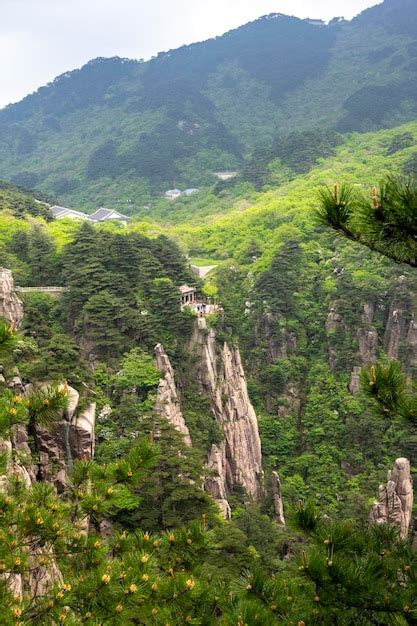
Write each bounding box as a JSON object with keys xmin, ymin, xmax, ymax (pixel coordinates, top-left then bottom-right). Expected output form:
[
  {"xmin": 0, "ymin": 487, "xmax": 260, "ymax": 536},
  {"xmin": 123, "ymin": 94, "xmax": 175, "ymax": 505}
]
[{"xmin": 14, "ymin": 286, "xmax": 68, "ymax": 294}]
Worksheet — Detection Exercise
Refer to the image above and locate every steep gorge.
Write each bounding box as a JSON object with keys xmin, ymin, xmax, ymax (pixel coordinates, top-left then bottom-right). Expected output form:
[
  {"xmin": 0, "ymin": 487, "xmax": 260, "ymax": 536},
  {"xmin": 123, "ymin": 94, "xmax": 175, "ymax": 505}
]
[{"xmin": 1, "ymin": 269, "xmax": 264, "ymax": 522}]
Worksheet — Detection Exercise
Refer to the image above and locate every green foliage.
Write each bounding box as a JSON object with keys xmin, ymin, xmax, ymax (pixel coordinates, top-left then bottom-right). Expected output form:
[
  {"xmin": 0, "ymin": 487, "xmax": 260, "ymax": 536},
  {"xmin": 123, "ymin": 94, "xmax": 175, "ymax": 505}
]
[
  {"xmin": 0, "ymin": 180, "xmax": 52, "ymax": 220},
  {"xmin": 181, "ymin": 383, "xmax": 222, "ymax": 453},
  {"xmin": 316, "ymin": 176, "xmax": 417, "ymax": 267},
  {"xmin": 386, "ymin": 131, "xmax": 415, "ymax": 155},
  {"xmin": 2, "ymin": 1, "xmax": 417, "ymax": 206},
  {"xmin": 362, "ymin": 361, "xmax": 417, "ymax": 427},
  {"xmin": 113, "ymin": 348, "xmax": 160, "ymax": 398},
  {"xmin": 0, "ymin": 318, "xmax": 19, "ymax": 361}
]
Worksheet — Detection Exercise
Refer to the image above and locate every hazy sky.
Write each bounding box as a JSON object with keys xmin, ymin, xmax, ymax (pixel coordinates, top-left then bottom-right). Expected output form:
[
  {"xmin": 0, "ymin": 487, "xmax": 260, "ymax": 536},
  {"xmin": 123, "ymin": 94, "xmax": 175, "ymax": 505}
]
[{"xmin": 1, "ymin": 0, "xmax": 380, "ymax": 109}]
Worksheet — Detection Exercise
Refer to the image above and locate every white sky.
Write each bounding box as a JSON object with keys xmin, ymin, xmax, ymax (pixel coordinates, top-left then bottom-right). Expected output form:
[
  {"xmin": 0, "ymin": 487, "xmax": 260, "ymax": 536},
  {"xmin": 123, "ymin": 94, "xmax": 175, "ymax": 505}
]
[{"xmin": 1, "ymin": 0, "xmax": 380, "ymax": 109}]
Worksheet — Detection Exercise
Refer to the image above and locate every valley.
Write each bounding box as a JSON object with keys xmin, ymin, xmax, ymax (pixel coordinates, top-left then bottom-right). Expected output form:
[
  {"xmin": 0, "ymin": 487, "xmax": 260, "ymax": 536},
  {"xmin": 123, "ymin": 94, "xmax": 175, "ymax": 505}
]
[{"xmin": 1, "ymin": 0, "xmax": 417, "ymax": 623}]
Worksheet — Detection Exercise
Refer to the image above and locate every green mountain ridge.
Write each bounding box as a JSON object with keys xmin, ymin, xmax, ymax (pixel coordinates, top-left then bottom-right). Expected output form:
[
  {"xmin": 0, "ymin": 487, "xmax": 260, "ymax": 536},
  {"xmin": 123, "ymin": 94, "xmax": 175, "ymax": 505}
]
[{"xmin": 1, "ymin": 0, "xmax": 417, "ymax": 209}]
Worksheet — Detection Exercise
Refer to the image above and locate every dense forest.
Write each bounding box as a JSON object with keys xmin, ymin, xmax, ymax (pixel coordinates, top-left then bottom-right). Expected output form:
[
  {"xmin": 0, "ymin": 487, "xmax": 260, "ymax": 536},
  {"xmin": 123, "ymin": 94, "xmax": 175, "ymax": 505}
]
[
  {"xmin": 0, "ymin": 0, "xmax": 417, "ymax": 208},
  {"xmin": 1, "ymin": 179, "xmax": 417, "ymax": 623}
]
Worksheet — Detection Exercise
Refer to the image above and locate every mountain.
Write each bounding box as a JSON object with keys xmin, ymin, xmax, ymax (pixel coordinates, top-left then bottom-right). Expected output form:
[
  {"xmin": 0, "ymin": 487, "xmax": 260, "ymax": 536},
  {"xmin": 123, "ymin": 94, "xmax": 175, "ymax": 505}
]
[{"xmin": 0, "ymin": 0, "xmax": 417, "ymax": 210}]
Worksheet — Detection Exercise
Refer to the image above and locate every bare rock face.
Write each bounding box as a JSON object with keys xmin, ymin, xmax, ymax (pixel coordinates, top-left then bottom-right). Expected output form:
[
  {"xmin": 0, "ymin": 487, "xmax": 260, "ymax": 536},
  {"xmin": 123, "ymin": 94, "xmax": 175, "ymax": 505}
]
[
  {"xmin": 325, "ymin": 302, "xmax": 343, "ymax": 334},
  {"xmin": 370, "ymin": 457, "xmax": 413, "ymax": 539},
  {"xmin": 272, "ymin": 471, "xmax": 285, "ymax": 525},
  {"xmin": 0, "ymin": 431, "xmax": 64, "ymax": 599},
  {"xmin": 0, "ymin": 268, "xmax": 24, "ymax": 328},
  {"xmin": 255, "ymin": 312, "xmax": 296, "ymax": 362},
  {"xmin": 325, "ymin": 302, "xmax": 344, "ymax": 371},
  {"xmin": 205, "ymin": 444, "xmax": 231, "ymax": 519},
  {"xmin": 384, "ymin": 277, "xmax": 410, "ymax": 360},
  {"xmin": 357, "ymin": 327, "xmax": 378, "ymax": 363},
  {"xmin": 349, "ymin": 366, "xmax": 361, "ymax": 395},
  {"xmin": 154, "ymin": 343, "xmax": 192, "ymax": 446},
  {"xmin": 407, "ymin": 318, "xmax": 417, "ymax": 365},
  {"xmin": 0, "ymin": 435, "xmax": 32, "ymax": 492},
  {"xmin": 34, "ymin": 386, "xmax": 96, "ymax": 492},
  {"xmin": 189, "ymin": 318, "xmax": 263, "ymax": 509}
]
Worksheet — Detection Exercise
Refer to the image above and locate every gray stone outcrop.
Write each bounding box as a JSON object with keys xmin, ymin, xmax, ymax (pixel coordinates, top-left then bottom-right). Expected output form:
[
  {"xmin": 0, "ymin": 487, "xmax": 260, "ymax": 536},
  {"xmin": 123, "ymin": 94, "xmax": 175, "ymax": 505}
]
[
  {"xmin": 0, "ymin": 267, "xmax": 23, "ymax": 327},
  {"xmin": 205, "ymin": 444, "xmax": 231, "ymax": 519},
  {"xmin": 272, "ymin": 471, "xmax": 285, "ymax": 525},
  {"xmin": 384, "ymin": 276, "xmax": 410, "ymax": 360},
  {"xmin": 33, "ymin": 384, "xmax": 96, "ymax": 492},
  {"xmin": 188, "ymin": 318, "xmax": 263, "ymax": 510},
  {"xmin": 0, "ymin": 427, "xmax": 63, "ymax": 599},
  {"xmin": 370, "ymin": 457, "xmax": 413, "ymax": 539},
  {"xmin": 154, "ymin": 343, "xmax": 192, "ymax": 446},
  {"xmin": 325, "ymin": 301, "xmax": 344, "ymax": 371}
]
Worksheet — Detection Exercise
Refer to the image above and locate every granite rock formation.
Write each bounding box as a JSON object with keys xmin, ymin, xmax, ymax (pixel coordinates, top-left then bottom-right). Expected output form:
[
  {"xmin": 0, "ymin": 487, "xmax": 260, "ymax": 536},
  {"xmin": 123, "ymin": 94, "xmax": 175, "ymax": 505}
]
[
  {"xmin": 370, "ymin": 457, "xmax": 413, "ymax": 539},
  {"xmin": 33, "ymin": 385, "xmax": 96, "ymax": 492},
  {"xmin": 325, "ymin": 301, "xmax": 344, "ymax": 372},
  {"xmin": 188, "ymin": 318, "xmax": 263, "ymax": 510},
  {"xmin": 0, "ymin": 267, "xmax": 23, "ymax": 327},
  {"xmin": 154, "ymin": 343, "xmax": 192, "ymax": 446},
  {"xmin": 272, "ymin": 471, "xmax": 286, "ymax": 525},
  {"xmin": 205, "ymin": 444, "xmax": 232, "ymax": 519},
  {"xmin": 0, "ymin": 421, "xmax": 64, "ymax": 599}
]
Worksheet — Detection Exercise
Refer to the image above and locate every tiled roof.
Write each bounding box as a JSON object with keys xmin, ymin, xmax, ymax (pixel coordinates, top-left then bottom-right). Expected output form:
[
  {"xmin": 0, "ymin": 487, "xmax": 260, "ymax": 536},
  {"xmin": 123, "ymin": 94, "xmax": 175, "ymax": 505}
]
[
  {"xmin": 90, "ymin": 207, "xmax": 129, "ymax": 221},
  {"xmin": 50, "ymin": 206, "xmax": 91, "ymax": 220},
  {"xmin": 50, "ymin": 205, "xmax": 69, "ymax": 217},
  {"xmin": 179, "ymin": 285, "xmax": 196, "ymax": 294}
]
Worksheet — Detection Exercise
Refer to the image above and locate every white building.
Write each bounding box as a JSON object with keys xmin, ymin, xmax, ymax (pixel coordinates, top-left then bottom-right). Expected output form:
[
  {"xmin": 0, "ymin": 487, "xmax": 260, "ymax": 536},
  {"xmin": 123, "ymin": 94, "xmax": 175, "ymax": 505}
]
[
  {"xmin": 179, "ymin": 285, "xmax": 196, "ymax": 305},
  {"xmin": 90, "ymin": 208, "xmax": 130, "ymax": 226},
  {"xmin": 213, "ymin": 171, "xmax": 238, "ymax": 181},
  {"xmin": 165, "ymin": 189, "xmax": 182, "ymax": 200},
  {"xmin": 50, "ymin": 206, "xmax": 92, "ymax": 221}
]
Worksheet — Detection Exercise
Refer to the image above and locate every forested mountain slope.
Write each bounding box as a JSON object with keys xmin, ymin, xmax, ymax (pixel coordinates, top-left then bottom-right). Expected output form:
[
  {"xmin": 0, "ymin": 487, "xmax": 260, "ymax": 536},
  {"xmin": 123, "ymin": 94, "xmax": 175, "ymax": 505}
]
[
  {"xmin": 0, "ymin": 0, "xmax": 417, "ymax": 208},
  {"xmin": 2, "ymin": 120, "xmax": 417, "ymax": 519}
]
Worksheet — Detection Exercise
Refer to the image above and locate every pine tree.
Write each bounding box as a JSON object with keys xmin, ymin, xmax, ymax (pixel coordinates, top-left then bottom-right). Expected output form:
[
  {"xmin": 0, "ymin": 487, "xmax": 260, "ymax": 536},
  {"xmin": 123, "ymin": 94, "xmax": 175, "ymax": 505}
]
[
  {"xmin": 317, "ymin": 174, "xmax": 417, "ymax": 425},
  {"xmin": 316, "ymin": 176, "xmax": 417, "ymax": 267},
  {"xmin": 26, "ymin": 225, "xmax": 57, "ymax": 286},
  {"xmin": 0, "ymin": 320, "xmax": 222, "ymax": 625}
]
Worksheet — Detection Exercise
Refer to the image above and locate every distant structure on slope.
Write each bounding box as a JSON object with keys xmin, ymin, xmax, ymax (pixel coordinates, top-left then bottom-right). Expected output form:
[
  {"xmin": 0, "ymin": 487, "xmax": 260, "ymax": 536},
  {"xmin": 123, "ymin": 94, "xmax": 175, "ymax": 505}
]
[
  {"xmin": 165, "ymin": 189, "xmax": 182, "ymax": 200},
  {"xmin": 190, "ymin": 265, "xmax": 217, "ymax": 279},
  {"xmin": 89, "ymin": 207, "xmax": 130, "ymax": 225},
  {"xmin": 179, "ymin": 285, "xmax": 196, "ymax": 306},
  {"xmin": 50, "ymin": 206, "xmax": 92, "ymax": 221},
  {"xmin": 305, "ymin": 19, "xmax": 325, "ymax": 26},
  {"xmin": 213, "ymin": 171, "xmax": 237, "ymax": 181},
  {"xmin": 164, "ymin": 188, "xmax": 198, "ymax": 200},
  {"xmin": 50, "ymin": 205, "xmax": 130, "ymax": 225},
  {"xmin": 179, "ymin": 285, "xmax": 219, "ymax": 316}
]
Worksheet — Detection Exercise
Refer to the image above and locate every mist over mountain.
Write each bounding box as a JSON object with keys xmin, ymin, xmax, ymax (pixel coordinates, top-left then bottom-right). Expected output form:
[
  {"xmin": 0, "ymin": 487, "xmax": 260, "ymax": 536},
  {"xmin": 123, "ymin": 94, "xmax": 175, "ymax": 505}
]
[{"xmin": 0, "ymin": 0, "xmax": 416, "ymax": 209}]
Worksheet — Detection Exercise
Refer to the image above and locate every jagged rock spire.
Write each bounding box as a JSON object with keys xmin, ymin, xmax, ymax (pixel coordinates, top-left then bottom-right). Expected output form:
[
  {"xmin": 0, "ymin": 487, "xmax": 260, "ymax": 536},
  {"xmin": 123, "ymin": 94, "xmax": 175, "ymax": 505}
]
[
  {"xmin": 189, "ymin": 317, "xmax": 263, "ymax": 509},
  {"xmin": 370, "ymin": 457, "xmax": 413, "ymax": 539},
  {"xmin": 154, "ymin": 343, "xmax": 192, "ymax": 446}
]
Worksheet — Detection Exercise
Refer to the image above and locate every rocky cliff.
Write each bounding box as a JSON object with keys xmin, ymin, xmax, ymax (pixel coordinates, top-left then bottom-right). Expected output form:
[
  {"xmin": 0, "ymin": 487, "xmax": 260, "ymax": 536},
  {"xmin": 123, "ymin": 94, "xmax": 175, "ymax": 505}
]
[
  {"xmin": 187, "ymin": 318, "xmax": 263, "ymax": 511},
  {"xmin": 151, "ymin": 319, "xmax": 264, "ymax": 517},
  {"xmin": 33, "ymin": 384, "xmax": 96, "ymax": 492},
  {"xmin": 154, "ymin": 343, "xmax": 192, "ymax": 447},
  {"xmin": 0, "ymin": 269, "xmax": 97, "ymax": 599},
  {"xmin": 370, "ymin": 457, "xmax": 413, "ymax": 539},
  {"xmin": 0, "ymin": 269, "xmax": 96, "ymax": 489},
  {"xmin": 0, "ymin": 267, "xmax": 23, "ymax": 327},
  {"xmin": 330, "ymin": 276, "xmax": 417, "ymax": 394}
]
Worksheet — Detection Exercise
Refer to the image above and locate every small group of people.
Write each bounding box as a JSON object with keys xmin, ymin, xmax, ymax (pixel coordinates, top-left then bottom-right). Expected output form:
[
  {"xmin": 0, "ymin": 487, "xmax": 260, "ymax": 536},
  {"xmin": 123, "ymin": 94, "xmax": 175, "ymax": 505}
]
[{"xmin": 195, "ymin": 302, "xmax": 207, "ymax": 317}]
